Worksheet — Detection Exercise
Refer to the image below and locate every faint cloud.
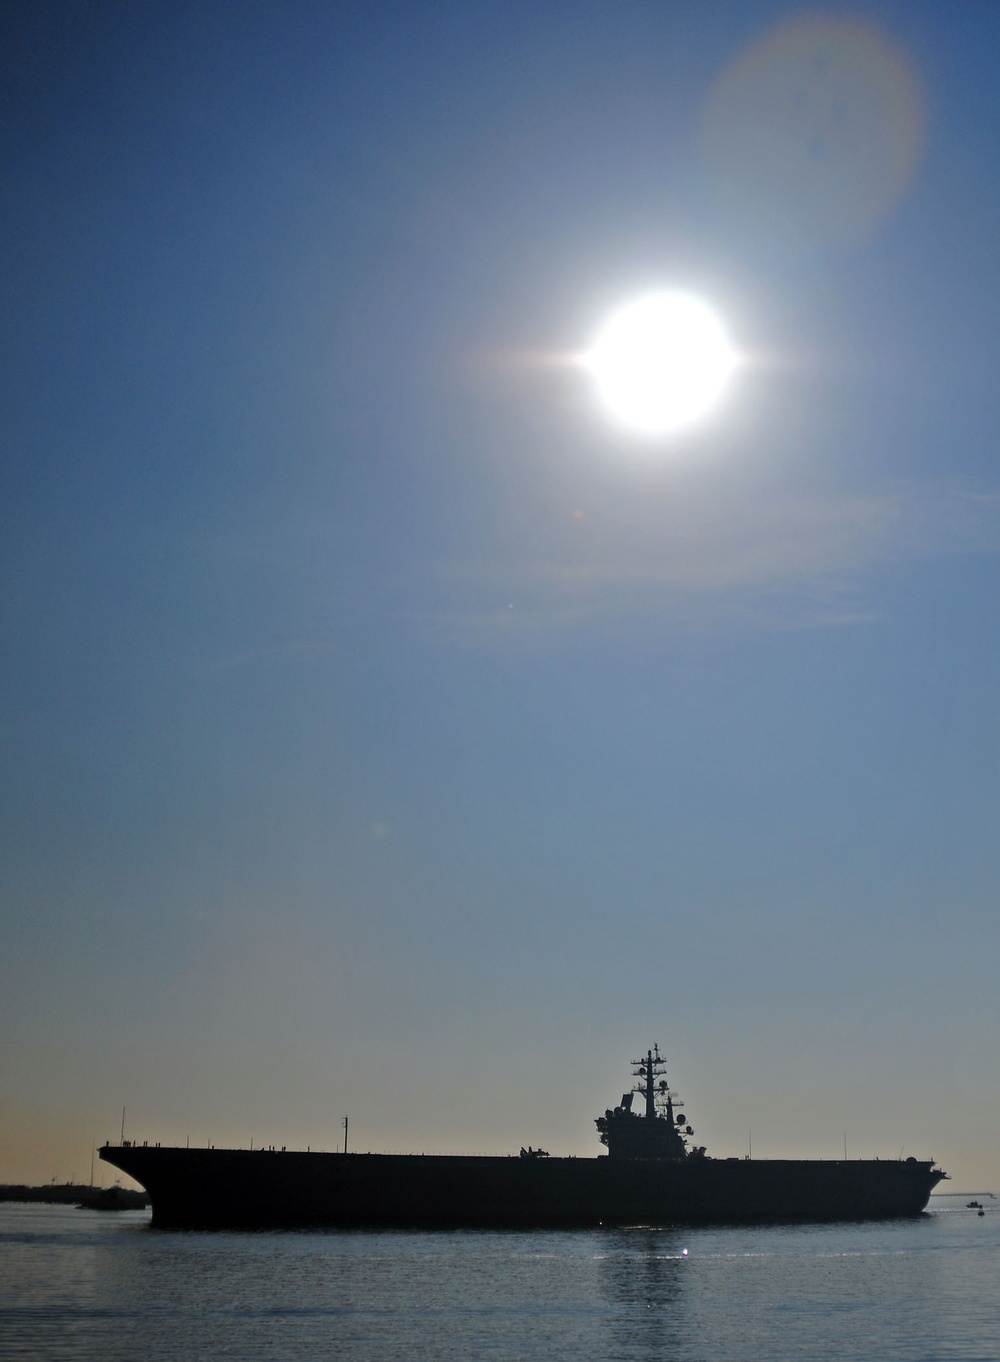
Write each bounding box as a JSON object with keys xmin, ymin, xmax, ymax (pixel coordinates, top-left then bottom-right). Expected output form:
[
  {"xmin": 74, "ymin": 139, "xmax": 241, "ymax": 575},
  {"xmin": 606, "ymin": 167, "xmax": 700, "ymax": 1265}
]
[{"xmin": 432, "ymin": 485, "xmax": 1000, "ymax": 639}]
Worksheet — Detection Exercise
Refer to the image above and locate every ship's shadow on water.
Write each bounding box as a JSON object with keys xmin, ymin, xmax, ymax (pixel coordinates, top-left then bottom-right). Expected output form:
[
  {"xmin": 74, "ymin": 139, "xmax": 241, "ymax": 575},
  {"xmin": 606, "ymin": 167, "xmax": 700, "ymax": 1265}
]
[{"xmin": 596, "ymin": 1228, "xmax": 693, "ymax": 1362}]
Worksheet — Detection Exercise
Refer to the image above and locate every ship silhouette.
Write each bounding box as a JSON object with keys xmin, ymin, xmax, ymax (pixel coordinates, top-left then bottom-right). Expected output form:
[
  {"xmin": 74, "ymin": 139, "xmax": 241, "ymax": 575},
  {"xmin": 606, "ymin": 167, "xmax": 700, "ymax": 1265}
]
[{"xmin": 101, "ymin": 1044, "xmax": 946, "ymax": 1229}]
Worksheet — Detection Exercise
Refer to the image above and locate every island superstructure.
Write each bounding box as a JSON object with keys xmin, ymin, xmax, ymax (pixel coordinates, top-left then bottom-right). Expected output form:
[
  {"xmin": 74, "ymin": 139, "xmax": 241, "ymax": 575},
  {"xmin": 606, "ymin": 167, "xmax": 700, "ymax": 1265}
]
[
  {"xmin": 101, "ymin": 1044, "xmax": 946, "ymax": 1228},
  {"xmin": 596, "ymin": 1045, "xmax": 703, "ymax": 1160}
]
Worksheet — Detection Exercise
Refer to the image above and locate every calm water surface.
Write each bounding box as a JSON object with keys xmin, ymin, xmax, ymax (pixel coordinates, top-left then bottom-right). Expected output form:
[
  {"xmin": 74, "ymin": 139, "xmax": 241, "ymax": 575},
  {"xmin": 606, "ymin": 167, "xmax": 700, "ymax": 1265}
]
[{"xmin": 2, "ymin": 1196, "xmax": 997, "ymax": 1360}]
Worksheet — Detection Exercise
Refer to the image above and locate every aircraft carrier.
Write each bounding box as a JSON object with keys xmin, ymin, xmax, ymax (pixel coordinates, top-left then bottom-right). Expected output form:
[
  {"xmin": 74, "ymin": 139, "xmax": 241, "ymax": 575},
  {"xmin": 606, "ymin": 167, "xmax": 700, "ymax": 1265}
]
[{"xmin": 100, "ymin": 1045, "xmax": 946, "ymax": 1229}]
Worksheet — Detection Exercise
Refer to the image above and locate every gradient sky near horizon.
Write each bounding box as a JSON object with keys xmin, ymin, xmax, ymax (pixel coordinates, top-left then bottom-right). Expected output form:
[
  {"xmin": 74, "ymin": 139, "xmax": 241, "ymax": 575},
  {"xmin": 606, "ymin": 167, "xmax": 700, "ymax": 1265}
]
[{"xmin": 3, "ymin": 1, "xmax": 1000, "ymax": 1189}]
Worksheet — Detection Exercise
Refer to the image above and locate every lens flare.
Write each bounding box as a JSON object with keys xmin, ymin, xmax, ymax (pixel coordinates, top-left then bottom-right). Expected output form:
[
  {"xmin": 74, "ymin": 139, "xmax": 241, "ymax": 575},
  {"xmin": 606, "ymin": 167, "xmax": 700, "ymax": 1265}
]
[{"xmin": 701, "ymin": 15, "xmax": 924, "ymax": 250}]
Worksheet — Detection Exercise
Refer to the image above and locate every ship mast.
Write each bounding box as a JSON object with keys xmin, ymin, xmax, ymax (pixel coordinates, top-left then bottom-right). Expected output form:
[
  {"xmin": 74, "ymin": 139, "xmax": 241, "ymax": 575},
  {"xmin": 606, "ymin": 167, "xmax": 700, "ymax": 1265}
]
[{"xmin": 632, "ymin": 1045, "xmax": 670, "ymax": 1119}]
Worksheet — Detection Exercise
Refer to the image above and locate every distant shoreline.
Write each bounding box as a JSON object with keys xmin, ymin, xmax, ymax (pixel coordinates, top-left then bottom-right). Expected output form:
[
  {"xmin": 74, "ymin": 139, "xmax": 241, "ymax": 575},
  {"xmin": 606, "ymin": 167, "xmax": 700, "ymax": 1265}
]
[{"xmin": 0, "ymin": 1183, "xmax": 148, "ymax": 1211}]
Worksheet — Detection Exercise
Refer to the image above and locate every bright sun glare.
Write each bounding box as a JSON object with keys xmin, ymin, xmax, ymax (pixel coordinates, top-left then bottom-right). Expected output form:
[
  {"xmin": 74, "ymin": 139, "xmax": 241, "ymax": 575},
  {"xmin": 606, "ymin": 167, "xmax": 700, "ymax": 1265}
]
[{"xmin": 585, "ymin": 292, "xmax": 737, "ymax": 434}]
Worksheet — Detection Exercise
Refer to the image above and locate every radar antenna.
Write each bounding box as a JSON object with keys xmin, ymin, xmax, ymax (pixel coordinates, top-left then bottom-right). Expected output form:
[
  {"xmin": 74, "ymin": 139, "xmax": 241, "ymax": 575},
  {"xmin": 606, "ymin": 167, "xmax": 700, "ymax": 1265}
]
[{"xmin": 631, "ymin": 1045, "xmax": 681, "ymax": 1122}]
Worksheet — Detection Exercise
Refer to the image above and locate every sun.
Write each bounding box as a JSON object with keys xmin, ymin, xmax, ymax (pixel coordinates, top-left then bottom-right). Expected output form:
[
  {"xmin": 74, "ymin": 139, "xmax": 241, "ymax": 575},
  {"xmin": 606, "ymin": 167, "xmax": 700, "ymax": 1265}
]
[{"xmin": 585, "ymin": 292, "xmax": 737, "ymax": 434}]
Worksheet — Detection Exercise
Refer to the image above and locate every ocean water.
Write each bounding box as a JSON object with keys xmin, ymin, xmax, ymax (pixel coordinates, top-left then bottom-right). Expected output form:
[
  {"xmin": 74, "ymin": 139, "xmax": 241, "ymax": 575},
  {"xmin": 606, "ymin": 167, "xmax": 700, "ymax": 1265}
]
[{"xmin": 1, "ymin": 1195, "xmax": 997, "ymax": 1361}]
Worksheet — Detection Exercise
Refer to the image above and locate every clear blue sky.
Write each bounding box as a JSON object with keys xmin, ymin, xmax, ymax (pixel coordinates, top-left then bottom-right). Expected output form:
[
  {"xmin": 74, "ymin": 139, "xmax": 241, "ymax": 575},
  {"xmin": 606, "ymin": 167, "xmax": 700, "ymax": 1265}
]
[{"xmin": 3, "ymin": 1, "xmax": 999, "ymax": 1187}]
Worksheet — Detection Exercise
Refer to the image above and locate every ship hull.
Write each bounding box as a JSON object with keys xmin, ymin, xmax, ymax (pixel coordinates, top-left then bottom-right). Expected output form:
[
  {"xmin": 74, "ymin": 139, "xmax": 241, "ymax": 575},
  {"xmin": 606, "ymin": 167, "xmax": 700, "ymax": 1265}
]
[{"xmin": 100, "ymin": 1146, "xmax": 945, "ymax": 1230}]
